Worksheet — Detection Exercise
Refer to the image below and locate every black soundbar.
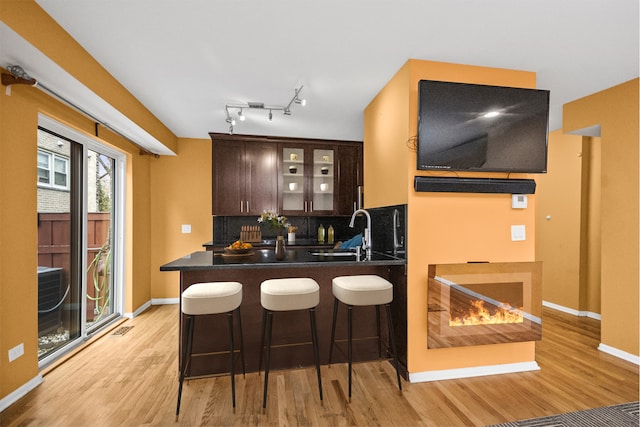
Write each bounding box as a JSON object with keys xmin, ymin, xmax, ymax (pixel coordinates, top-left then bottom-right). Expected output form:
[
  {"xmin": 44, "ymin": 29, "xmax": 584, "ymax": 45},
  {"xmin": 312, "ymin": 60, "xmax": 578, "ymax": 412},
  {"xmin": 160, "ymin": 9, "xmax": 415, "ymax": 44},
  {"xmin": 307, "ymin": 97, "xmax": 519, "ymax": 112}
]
[{"xmin": 414, "ymin": 176, "xmax": 536, "ymax": 194}]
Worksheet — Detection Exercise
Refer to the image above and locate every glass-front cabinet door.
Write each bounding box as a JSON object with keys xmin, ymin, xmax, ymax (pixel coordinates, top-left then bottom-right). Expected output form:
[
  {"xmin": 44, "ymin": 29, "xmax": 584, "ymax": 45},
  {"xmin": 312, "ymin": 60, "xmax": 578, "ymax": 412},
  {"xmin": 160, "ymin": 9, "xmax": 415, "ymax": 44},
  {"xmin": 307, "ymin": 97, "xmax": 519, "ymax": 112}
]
[
  {"xmin": 282, "ymin": 147, "xmax": 305, "ymax": 212},
  {"xmin": 312, "ymin": 148, "xmax": 334, "ymax": 213},
  {"xmin": 281, "ymin": 145, "xmax": 335, "ymax": 215}
]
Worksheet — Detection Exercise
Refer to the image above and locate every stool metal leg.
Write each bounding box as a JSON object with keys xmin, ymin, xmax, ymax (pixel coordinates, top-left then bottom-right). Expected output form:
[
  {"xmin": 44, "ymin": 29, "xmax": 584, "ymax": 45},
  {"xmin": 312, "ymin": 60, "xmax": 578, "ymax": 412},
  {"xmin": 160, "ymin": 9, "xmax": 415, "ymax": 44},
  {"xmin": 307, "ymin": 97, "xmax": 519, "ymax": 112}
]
[
  {"xmin": 227, "ymin": 312, "xmax": 236, "ymax": 408},
  {"xmin": 309, "ymin": 307, "xmax": 323, "ymax": 401},
  {"xmin": 262, "ymin": 310, "xmax": 273, "ymax": 408},
  {"xmin": 176, "ymin": 314, "xmax": 194, "ymax": 417},
  {"xmin": 376, "ymin": 305, "xmax": 382, "ymax": 358},
  {"xmin": 385, "ymin": 303, "xmax": 402, "ymax": 391},
  {"xmin": 347, "ymin": 304, "xmax": 353, "ymax": 399},
  {"xmin": 258, "ymin": 308, "xmax": 267, "ymax": 375},
  {"xmin": 237, "ymin": 306, "xmax": 245, "ymax": 377},
  {"xmin": 328, "ymin": 298, "xmax": 339, "ymax": 366}
]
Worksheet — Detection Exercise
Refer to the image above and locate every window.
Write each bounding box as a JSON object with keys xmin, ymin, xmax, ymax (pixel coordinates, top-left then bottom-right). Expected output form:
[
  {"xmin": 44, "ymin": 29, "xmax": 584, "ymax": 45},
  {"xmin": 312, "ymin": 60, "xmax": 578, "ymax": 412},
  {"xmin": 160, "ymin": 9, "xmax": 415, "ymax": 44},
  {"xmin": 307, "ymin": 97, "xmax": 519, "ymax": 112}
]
[{"xmin": 37, "ymin": 149, "xmax": 69, "ymax": 190}]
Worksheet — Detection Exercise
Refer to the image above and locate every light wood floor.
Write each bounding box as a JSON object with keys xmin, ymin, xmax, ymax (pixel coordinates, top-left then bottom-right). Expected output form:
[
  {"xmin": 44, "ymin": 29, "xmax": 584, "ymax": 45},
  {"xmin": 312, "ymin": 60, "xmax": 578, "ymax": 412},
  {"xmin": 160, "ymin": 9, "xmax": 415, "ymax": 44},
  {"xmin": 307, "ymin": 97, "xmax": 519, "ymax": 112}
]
[{"xmin": 1, "ymin": 304, "xmax": 637, "ymax": 426}]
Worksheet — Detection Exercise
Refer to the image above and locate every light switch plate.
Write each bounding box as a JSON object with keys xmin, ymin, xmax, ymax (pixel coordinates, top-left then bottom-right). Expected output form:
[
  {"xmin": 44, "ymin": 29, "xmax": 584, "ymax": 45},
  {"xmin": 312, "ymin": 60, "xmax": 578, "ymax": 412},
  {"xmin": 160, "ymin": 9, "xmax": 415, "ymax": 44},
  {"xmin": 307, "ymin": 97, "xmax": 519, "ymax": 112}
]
[
  {"xmin": 181, "ymin": 224, "xmax": 191, "ymax": 234},
  {"xmin": 511, "ymin": 225, "xmax": 526, "ymax": 241},
  {"xmin": 512, "ymin": 194, "xmax": 528, "ymax": 209}
]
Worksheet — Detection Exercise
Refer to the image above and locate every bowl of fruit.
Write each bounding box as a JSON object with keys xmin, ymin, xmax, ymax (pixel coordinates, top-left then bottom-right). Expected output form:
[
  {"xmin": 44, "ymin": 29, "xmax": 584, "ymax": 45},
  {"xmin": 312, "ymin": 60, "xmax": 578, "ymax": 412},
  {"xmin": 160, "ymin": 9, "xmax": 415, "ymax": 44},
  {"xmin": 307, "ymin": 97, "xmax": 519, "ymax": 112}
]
[{"xmin": 224, "ymin": 240, "xmax": 253, "ymax": 255}]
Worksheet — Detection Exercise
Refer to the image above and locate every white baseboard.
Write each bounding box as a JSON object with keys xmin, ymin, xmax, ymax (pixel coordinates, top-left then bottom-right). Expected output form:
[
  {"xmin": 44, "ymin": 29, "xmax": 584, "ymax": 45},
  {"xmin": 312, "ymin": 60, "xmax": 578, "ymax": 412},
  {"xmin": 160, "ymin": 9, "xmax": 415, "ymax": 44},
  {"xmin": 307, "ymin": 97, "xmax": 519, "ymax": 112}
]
[
  {"xmin": 544, "ymin": 301, "xmax": 638, "ymax": 364},
  {"xmin": 0, "ymin": 374, "xmax": 43, "ymax": 412},
  {"xmin": 151, "ymin": 298, "xmax": 179, "ymax": 305},
  {"xmin": 542, "ymin": 300, "xmax": 601, "ymax": 320},
  {"xmin": 408, "ymin": 361, "xmax": 540, "ymax": 383},
  {"xmin": 123, "ymin": 298, "xmax": 178, "ymax": 318},
  {"xmin": 123, "ymin": 300, "xmax": 152, "ymax": 318},
  {"xmin": 598, "ymin": 343, "xmax": 640, "ymax": 365}
]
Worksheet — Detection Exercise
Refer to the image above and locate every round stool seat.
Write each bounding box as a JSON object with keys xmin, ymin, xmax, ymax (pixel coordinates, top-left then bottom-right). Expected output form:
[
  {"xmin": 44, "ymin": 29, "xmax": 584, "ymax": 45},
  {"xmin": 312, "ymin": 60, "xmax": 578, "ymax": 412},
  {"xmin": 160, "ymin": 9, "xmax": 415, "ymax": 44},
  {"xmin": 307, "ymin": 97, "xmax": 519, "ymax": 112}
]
[
  {"xmin": 261, "ymin": 278, "xmax": 319, "ymax": 311},
  {"xmin": 332, "ymin": 275, "xmax": 393, "ymax": 306},
  {"xmin": 182, "ymin": 282, "xmax": 242, "ymax": 315}
]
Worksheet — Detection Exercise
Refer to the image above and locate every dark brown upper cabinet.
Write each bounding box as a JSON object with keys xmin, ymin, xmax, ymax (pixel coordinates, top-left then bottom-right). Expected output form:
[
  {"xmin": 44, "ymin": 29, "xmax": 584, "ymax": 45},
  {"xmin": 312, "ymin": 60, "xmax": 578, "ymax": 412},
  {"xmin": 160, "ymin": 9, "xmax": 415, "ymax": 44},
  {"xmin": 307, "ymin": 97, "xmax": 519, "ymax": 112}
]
[
  {"xmin": 335, "ymin": 143, "xmax": 363, "ymax": 215},
  {"xmin": 211, "ymin": 137, "xmax": 278, "ymax": 216},
  {"xmin": 210, "ymin": 133, "xmax": 362, "ymax": 216}
]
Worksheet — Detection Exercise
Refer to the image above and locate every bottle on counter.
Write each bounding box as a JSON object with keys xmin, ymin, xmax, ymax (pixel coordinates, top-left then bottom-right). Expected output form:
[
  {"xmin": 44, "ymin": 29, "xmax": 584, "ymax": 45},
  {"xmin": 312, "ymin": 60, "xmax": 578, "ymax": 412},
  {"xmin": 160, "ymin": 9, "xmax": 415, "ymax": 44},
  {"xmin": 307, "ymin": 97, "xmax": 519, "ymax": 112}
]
[
  {"xmin": 328, "ymin": 225, "xmax": 334, "ymax": 244},
  {"xmin": 317, "ymin": 224, "xmax": 325, "ymax": 243}
]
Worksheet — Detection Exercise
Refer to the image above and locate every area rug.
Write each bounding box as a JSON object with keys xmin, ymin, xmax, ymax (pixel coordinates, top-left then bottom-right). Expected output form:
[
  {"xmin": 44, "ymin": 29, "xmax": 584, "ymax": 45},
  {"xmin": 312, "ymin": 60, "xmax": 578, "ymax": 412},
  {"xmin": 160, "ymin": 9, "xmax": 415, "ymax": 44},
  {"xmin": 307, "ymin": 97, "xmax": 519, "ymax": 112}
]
[{"xmin": 488, "ymin": 401, "xmax": 639, "ymax": 427}]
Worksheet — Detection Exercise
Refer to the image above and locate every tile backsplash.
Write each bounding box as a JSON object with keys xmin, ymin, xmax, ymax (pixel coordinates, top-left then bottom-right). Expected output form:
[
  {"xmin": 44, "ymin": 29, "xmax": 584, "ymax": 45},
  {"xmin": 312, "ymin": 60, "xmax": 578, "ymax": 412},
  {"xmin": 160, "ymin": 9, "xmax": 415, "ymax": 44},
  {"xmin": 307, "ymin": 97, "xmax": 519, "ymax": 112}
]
[{"xmin": 212, "ymin": 204, "xmax": 406, "ymax": 257}]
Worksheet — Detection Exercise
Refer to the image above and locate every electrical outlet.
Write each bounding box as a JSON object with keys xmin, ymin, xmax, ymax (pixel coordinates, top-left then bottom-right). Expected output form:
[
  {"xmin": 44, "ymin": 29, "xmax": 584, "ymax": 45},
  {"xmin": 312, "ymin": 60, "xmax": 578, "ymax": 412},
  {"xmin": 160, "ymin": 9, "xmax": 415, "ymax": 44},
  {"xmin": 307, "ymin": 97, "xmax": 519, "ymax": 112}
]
[
  {"xmin": 8, "ymin": 343, "xmax": 24, "ymax": 362},
  {"xmin": 181, "ymin": 224, "xmax": 191, "ymax": 234}
]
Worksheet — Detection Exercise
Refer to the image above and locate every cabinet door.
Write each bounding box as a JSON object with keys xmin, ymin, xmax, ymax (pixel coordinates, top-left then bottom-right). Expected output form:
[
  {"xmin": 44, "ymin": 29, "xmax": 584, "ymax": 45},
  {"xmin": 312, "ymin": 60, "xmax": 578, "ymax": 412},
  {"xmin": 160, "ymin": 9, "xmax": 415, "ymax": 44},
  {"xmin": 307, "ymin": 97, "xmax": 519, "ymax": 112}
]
[
  {"xmin": 311, "ymin": 148, "xmax": 334, "ymax": 214},
  {"xmin": 335, "ymin": 144, "xmax": 363, "ymax": 215},
  {"xmin": 244, "ymin": 142, "xmax": 279, "ymax": 215},
  {"xmin": 212, "ymin": 140, "xmax": 245, "ymax": 215},
  {"xmin": 282, "ymin": 146, "xmax": 306, "ymax": 213}
]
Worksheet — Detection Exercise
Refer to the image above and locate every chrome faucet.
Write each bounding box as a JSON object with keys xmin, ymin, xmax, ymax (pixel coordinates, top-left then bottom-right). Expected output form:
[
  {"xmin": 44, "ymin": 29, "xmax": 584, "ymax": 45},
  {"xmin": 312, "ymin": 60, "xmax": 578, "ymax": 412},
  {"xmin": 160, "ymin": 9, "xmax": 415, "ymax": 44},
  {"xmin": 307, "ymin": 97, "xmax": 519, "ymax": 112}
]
[
  {"xmin": 392, "ymin": 208, "xmax": 404, "ymax": 255},
  {"xmin": 349, "ymin": 208, "xmax": 371, "ymax": 260}
]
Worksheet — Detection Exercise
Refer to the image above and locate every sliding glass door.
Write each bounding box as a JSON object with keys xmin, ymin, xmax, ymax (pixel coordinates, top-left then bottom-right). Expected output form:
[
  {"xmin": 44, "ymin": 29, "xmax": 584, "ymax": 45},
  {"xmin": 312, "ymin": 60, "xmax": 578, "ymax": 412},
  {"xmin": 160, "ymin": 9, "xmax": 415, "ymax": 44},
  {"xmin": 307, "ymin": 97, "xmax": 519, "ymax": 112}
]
[
  {"xmin": 37, "ymin": 115, "xmax": 125, "ymax": 366},
  {"xmin": 85, "ymin": 148, "xmax": 116, "ymax": 331},
  {"xmin": 36, "ymin": 130, "xmax": 81, "ymax": 360}
]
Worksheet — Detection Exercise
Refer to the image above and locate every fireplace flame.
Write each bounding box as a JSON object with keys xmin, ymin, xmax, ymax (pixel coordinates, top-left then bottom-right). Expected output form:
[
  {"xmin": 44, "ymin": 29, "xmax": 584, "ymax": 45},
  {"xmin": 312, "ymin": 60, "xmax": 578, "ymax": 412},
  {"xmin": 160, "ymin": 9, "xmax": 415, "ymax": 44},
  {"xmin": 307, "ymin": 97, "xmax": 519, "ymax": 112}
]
[{"xmin": 450, "ymin": 299, "xmax": 524, "ymax": 326}]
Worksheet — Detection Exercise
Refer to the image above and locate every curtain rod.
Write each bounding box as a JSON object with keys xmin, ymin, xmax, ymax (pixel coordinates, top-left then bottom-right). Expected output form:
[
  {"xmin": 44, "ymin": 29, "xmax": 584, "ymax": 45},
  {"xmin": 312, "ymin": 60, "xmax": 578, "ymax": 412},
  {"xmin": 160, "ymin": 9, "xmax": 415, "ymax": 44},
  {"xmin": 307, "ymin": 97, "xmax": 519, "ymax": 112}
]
[{"xmin": 1, "ymin": 65, "xmax": 160, "ymax": 158}]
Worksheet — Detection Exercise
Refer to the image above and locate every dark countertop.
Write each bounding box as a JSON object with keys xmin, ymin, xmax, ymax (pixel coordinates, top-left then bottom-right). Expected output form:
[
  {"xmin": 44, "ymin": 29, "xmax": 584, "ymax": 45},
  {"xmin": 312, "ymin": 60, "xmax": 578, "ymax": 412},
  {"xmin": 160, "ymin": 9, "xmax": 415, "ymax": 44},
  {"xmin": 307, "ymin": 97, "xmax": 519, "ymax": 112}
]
[{"xmin": 160, "ymin": 248, "xmax": 406, "ymax": 271}]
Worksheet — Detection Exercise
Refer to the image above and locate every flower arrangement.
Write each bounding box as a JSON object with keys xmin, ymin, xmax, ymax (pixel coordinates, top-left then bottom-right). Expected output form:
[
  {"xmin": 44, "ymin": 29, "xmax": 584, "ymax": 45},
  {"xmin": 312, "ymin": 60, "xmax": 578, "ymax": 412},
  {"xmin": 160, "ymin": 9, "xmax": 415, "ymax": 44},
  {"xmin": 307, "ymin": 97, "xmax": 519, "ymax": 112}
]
[{"xmin": 258, "ymin": 211, "xmax": 290, "ymax": 234}]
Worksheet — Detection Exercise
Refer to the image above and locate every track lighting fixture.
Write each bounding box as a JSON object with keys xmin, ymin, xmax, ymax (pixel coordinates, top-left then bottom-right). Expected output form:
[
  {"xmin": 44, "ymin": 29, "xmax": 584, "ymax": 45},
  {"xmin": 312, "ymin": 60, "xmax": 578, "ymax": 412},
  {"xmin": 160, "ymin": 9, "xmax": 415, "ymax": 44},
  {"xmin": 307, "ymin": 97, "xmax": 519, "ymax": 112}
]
[{"xmin": 224, "ymin": 85, "xmax": 305, "ymax": 134}]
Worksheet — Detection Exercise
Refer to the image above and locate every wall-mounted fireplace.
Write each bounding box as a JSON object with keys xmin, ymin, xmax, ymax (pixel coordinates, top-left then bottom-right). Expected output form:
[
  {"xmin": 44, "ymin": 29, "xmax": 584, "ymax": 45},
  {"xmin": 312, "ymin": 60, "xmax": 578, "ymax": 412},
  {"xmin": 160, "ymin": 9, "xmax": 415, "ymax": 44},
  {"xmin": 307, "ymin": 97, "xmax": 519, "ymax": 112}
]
[{"xmin": 428, "ymin": 262, "xmax": 542, "ymax": 349}]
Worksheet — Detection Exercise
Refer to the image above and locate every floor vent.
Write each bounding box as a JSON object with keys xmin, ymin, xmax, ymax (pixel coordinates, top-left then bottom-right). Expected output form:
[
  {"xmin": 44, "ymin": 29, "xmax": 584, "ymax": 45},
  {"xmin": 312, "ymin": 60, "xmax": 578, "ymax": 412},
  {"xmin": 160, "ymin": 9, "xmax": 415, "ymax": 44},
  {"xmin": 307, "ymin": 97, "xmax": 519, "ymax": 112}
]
[{"xmin": 112, "ymin": 326, "xmax": 134, "ymax": 336}]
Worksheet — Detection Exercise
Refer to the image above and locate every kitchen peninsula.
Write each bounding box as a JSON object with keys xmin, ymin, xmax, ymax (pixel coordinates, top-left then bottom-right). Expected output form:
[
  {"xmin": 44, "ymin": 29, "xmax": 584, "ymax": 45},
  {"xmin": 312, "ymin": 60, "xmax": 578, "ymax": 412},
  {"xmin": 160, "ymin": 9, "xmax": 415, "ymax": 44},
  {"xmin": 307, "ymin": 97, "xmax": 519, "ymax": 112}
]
[{"xmin": 160, "ymin": 247, "xmax": 407, "ymax": 378}]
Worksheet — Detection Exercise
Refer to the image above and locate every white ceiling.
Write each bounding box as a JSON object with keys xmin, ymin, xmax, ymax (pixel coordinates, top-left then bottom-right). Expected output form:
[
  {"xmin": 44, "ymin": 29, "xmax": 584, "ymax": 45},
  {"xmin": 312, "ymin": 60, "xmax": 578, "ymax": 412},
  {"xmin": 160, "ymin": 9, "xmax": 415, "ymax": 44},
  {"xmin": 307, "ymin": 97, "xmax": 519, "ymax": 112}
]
[{"xmin": 6, "ymin": 1, "xmax": 640, "ymax": 153}]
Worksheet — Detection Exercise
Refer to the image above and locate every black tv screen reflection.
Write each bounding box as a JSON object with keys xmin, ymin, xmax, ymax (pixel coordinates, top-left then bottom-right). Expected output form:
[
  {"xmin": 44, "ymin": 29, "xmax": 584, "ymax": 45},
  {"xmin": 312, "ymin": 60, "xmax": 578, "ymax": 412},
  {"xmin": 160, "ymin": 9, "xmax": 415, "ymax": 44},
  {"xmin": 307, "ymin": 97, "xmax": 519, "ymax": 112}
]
[{"xmin": 417, "ymin": 80, "xmax": 550, "ymax": 173}]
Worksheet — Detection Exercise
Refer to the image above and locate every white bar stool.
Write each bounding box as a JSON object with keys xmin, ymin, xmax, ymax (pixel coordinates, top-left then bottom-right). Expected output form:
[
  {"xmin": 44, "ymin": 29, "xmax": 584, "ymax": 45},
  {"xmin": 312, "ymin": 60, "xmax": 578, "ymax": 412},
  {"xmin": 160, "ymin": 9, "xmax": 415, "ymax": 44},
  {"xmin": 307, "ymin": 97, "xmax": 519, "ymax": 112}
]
[
  {"xmin": 176, "ymin": 281, "xmax": 244, "ymax": 417},
  {"xmin": 329, "ymin": 274, "xmax": 402, "ymax": 398},
  {"xmin": 259, "ymin": 278, "xmax": 323, "ymax": 409}
]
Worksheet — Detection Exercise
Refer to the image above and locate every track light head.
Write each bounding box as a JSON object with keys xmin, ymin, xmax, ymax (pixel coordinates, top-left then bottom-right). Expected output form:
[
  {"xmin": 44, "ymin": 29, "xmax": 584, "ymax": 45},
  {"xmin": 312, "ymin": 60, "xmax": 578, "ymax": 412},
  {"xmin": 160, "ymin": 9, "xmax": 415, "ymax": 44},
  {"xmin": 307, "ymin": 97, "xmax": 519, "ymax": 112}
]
[{"xmin": 223, "ymin": 85, "xmax": 303, "ymax": 128}]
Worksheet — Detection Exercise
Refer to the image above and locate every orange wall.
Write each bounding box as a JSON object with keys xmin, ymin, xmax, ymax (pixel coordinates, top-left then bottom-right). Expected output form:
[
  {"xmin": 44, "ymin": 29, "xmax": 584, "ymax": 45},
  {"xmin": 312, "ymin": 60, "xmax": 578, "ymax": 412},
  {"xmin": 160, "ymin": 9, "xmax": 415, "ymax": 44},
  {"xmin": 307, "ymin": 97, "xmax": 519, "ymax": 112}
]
[
  {"xmin": 365, "ymin": 59, "xmax": 539, "ymax": 374},
  {"xmin": 583, "ymin": 136, "xmax": 602, "ymax": 314},
  {"xmin": 563, "ymin": 79, "xmax": 639, "ymax": 356},
  {"xmin": 363, "ymin": 64, "xmax": 411, "ymax": 208},
  {"xmin": 0, "ymin": 2, "xmax": 175, "ymax": 401},
  {"xmin": 149, "ymin": 138, "xmax": 213, "ymax": 300},
  {"xmin": 535, "ymin": 130, "xmax": 583, "ymax": 308}
]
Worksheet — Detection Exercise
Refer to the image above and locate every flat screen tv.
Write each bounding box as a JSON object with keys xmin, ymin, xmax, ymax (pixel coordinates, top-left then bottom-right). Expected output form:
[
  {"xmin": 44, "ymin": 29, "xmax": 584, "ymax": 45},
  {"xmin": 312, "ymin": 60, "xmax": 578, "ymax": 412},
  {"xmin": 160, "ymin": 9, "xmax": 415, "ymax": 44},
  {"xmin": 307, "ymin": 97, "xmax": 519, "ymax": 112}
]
[{"xmin": 417, "ymin": 80, "xmax": 550, "ymax": 173}]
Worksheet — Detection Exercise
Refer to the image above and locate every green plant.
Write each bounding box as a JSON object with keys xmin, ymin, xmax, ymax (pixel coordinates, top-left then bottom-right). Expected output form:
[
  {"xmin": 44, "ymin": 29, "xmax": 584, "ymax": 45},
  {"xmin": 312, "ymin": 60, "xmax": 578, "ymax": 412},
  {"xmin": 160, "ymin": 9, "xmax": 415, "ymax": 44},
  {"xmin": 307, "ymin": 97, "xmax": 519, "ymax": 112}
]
[{"xmin": 257, "ymin": 211, "xmax": 290, "ymax": 234}]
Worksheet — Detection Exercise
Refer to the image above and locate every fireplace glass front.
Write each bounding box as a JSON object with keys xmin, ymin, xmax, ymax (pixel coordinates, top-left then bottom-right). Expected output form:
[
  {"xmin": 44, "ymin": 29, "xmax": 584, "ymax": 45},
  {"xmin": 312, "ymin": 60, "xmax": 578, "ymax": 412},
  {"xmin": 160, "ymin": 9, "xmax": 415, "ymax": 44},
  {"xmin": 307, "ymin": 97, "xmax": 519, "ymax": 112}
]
[{"xmin": 427, "ymin": 262, "xmax": 542, "ymax": 349}]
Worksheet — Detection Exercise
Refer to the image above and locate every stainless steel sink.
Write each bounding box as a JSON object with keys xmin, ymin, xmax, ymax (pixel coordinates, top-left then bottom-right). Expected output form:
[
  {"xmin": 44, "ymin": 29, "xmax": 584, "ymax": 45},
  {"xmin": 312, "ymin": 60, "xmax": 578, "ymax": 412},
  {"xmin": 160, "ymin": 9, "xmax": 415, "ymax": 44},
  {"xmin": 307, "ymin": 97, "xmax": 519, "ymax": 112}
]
[{"xmin": 308, "ymin": 250, "xmax": 357, "ymax": 257}]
